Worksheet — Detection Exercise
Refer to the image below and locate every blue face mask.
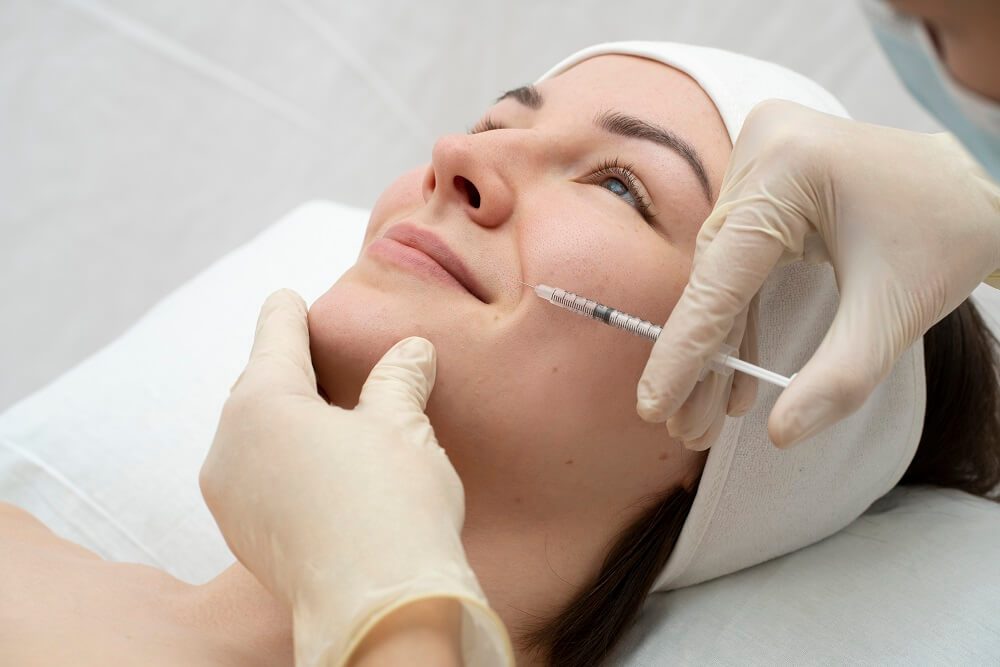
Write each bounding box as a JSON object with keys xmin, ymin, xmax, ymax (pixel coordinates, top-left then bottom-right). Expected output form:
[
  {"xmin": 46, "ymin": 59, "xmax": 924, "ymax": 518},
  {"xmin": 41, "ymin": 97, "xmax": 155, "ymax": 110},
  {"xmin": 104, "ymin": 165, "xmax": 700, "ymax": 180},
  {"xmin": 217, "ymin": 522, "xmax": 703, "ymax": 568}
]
[{"xmin": 863, "ymin": 0, "xmax": 1000, "ymax": 181}]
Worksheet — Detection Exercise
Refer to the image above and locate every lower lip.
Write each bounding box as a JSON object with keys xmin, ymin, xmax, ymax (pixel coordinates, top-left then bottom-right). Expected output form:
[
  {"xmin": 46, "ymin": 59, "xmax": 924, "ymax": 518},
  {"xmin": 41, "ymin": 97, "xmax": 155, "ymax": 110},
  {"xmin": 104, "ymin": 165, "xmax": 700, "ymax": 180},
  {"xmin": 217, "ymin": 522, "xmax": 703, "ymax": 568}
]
[{"xmin": 367, "ymin": 237, "xmax": 473, "ymax": 297}]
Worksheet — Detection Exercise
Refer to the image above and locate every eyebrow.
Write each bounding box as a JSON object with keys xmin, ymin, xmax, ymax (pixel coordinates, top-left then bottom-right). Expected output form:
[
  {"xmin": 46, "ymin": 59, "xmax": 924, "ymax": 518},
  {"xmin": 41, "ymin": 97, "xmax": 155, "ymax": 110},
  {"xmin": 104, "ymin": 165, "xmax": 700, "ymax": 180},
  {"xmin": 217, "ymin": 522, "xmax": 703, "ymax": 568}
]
[
  {"xmin": 497, "ymin": 84, "xmax": 542, "ymax": 109},
  {"xmin": 497, "ymin": 84, "xmax": 712, "ymax": 202}
]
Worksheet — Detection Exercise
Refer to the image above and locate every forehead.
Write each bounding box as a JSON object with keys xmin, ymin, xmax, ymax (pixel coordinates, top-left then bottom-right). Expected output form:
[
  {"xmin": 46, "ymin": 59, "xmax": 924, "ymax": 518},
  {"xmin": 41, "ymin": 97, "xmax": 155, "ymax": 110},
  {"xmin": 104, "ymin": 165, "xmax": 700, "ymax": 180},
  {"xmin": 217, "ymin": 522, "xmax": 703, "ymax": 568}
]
[{"xmin": 536, "ymin": 54, "xmax": 731, "ymax": 185}]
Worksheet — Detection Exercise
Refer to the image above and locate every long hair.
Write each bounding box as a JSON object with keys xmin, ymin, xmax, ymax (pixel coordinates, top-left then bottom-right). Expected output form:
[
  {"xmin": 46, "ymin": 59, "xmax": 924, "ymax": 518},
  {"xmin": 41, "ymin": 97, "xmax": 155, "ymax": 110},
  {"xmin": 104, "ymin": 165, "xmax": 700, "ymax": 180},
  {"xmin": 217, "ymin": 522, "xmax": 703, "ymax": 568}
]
[{"xmin": 525, "ymin": 299, "xmax": 1000, "ymax": 666}]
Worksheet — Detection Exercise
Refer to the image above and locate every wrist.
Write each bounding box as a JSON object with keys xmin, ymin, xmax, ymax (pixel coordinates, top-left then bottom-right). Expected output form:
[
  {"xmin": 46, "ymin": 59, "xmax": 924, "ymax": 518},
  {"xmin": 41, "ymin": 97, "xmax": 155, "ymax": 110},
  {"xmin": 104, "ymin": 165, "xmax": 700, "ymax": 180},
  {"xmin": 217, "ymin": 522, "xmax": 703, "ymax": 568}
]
[{"xmin": 346, "ymin": 598, "xmax": 462, "ymax": 667}]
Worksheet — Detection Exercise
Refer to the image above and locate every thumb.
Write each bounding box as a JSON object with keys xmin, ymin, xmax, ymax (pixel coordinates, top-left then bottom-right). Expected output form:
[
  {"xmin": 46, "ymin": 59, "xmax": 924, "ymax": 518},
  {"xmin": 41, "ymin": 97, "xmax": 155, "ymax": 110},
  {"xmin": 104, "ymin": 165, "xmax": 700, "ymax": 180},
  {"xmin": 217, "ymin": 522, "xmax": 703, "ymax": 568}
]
[
  {"xmin": 768, "ymin": 294, "xmax": 898, "ymax": 448},
  {"xmin": 637, "ymin": 206, "xmax": 789, "ymax": 422},
  {"xmin": 233, "ymin": 289, "xmax": 319, "ymax": 398},
  {"xmin": 357, "ymin": 337, "xmax": 437, "ymax": 418}
]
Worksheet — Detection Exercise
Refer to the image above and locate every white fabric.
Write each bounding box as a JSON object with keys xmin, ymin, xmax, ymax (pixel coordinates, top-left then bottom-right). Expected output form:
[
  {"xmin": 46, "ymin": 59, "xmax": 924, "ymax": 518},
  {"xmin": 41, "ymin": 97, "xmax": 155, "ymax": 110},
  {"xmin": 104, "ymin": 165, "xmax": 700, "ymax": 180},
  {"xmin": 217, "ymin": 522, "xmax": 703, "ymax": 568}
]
[
  {"xmin": 0, "ymin": 201, "xmax": 998, "ymax": 662},
  {"xmin": 539, "ymin": 40, "xmax": 926, "ymax": 593},
  {"xmin": 538, "ymin": 41, "xmax": 847, "ymax": 144},
  {"xmin": 0, "ymin": 201, "xmax": 366, "ymax": 583},
  {"xmin": 611, "ymin": 485, "xmax": 1000, "ymax": 664}
]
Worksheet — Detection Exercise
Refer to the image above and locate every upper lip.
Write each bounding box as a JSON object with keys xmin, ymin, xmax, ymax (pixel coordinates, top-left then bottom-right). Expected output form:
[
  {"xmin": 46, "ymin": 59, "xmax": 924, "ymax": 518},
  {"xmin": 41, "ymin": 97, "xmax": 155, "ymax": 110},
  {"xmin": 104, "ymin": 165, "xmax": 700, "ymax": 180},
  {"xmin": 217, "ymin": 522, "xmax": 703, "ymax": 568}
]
[{"xmin": 382, "ymin": 222, "xmax": 489, "ymax": 303}]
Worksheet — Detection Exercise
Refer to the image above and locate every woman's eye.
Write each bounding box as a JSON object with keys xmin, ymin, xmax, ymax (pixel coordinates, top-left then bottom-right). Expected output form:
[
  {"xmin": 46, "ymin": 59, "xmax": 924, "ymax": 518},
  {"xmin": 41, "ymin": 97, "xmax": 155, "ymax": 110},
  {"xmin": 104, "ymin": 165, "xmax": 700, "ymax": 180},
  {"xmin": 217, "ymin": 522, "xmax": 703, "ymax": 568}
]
[
  {"xmin": 600, "ymin": 177, "xmax": 638, "ymax": 208},
  {"xmin": 469, "ymin": 116, "xmax": 504, "ymax": 134},
  {"xmin": 589, "ymin": 159, "xmax": 655, "ymax": 222}
]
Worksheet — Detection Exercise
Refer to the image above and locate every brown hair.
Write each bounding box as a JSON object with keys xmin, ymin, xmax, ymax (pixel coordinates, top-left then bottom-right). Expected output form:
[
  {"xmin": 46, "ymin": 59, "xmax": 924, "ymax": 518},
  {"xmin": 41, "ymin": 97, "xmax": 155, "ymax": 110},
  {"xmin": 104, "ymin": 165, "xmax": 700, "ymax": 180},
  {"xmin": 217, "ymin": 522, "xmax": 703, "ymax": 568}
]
[{"xmin": 525, "ymin": 299, "xmax": 1000, "ymax": 666}]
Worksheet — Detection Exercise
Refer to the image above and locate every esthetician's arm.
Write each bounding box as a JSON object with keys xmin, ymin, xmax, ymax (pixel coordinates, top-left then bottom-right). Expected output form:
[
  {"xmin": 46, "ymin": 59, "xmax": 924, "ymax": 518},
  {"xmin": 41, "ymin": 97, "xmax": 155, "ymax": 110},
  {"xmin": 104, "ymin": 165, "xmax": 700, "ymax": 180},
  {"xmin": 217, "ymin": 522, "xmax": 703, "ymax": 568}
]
[
  {"xmin": 639, "ymin": 0, "xmax": 1000, "ymax": 451},
  {"xmin": 637, "ymin": 101, "xmax": 1000, "ymax": 450},
  {"xmin": 200, "ymin": 290, "xmax": 513, "ymax": 667}
]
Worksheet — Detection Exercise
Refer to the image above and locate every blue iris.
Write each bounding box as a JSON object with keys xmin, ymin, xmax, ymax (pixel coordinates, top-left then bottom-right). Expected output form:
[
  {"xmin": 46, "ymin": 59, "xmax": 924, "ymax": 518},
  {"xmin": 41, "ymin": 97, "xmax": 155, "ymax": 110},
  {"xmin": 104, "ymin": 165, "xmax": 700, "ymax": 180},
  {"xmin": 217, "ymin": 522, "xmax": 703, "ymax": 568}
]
[{"xmin": 601, "ymin": 177, "xmax": 637, "ymax": 208}]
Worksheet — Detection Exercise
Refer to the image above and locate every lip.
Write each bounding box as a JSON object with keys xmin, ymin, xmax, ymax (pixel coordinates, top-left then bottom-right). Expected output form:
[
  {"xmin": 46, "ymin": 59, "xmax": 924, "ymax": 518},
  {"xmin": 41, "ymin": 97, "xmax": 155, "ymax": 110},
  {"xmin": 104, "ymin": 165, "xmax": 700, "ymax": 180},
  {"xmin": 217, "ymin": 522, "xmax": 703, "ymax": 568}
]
[{"xmin": 376, "ymin": 222, "xmax": 489, "ymax": 303}]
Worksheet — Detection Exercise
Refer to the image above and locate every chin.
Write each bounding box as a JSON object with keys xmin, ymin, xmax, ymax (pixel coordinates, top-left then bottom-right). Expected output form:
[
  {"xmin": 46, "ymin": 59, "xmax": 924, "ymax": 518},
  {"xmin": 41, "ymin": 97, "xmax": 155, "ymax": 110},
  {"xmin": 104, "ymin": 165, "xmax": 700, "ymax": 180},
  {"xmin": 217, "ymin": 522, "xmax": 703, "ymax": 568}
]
[{"xmin": 307, "ymin": 274, "xmax": 440, "ymax": 408}]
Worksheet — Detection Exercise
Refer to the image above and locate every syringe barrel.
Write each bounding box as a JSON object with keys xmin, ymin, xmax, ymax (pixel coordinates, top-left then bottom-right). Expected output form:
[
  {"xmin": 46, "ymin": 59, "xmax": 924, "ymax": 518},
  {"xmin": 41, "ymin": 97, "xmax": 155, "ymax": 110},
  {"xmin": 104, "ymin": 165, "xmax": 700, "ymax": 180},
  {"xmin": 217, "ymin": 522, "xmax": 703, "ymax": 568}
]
[
  {"xmin": 536, "ymin": 285, "xmax": 662, "ymax": 342},
  {"xmin": 605, "ymin": 309, "xmax": 662, "ymax": 341},
  {"xmin": 536, "ymin": 285, "xmax": 599, "ymax": 318},
  {"xmin": 531, "ymin": 283, "xmax": 793, "ymax": 389}
]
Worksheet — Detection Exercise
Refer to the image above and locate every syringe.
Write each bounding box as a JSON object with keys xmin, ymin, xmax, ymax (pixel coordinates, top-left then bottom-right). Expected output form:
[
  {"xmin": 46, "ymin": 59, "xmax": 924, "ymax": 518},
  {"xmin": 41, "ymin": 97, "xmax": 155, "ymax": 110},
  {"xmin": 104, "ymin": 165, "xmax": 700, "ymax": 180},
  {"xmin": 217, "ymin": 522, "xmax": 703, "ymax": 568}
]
[{"xmin": 523, "ymin": 283, "xmax": 794, "ymax": 389}]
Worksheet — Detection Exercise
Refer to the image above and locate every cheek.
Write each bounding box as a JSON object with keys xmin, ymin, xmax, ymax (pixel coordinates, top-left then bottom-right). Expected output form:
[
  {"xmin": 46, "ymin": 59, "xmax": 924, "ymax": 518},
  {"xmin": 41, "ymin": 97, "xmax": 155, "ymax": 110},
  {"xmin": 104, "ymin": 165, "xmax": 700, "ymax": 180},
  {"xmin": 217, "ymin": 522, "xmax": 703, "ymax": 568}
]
[
  {"xmin": 365, "ymin": 165, "xmax": 427, "ymax": 242},
  {"xmin": 519, "ymin": 195, "xmax": 691, "ymax": 324},
  {"xmin": 491, "ymin": 195, "xmax": 693, "ymax": 453},
  {"xmin": 307, "ymin": 274, "xmax": 502, "ymax": 409}
]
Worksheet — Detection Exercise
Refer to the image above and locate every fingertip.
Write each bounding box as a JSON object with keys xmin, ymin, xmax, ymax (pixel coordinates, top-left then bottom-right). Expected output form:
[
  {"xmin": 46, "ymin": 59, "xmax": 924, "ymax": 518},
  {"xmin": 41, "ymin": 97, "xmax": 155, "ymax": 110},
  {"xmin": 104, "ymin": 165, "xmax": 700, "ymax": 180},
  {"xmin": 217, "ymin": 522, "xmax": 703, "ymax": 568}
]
[
  {"xmin": 767, "ymin": 397, "xmax": 832, "ymax": 449},
  {"xmin": 726, "ymin": 377, "xmax": 757, "ymax": 417},
  {"xmin": 259, "ymin": 289, "xmax": 307, "ymax": 322},
  {"xmin": 681, "ymin": 437, "xmax": 713, "ymax": 452},
  {"xmin": 767, "ymin": 418, "xmax": 798, "ymax": 449},
  {"xmin": 243, "ymin": 289, "xmax": 316, "ymax": 394},
  {"xmin": 636, "ymin": 397, "xmax": 670, "ymax": 423},
  {"xmin": 386, "ymin": 336, "xmax": 437, "ymax": 382},
  {"xmin": 253, "ymin": 289, "xmax": 309, "ymax": 346},
  {"xmin": 362, "ymin": 336, "xmax": 439, "ymax": 411},
  {"xmin": 636, "ymin": 372, "xmax": 680, "ymax": 423},
  {"xmin": 767, "ymin": 392, "xmax": 806, "ymax": 448}
]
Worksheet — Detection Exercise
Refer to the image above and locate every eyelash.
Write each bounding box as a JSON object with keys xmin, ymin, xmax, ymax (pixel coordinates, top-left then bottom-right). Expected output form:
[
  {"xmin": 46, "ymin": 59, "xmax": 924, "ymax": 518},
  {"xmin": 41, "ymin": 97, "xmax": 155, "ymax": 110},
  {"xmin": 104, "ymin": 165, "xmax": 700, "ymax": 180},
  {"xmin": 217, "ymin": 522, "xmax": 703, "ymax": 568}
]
[
  {"xmin": 468, "ymin": 114, "xmax": 504, "ymax": 134},
  {"xmin": 468, "ymin": 117, "xmax": 656, "ymax": 224},
  {"xmin": 587, "ymin": 157, "xmax": 655, "ymax": 222}
]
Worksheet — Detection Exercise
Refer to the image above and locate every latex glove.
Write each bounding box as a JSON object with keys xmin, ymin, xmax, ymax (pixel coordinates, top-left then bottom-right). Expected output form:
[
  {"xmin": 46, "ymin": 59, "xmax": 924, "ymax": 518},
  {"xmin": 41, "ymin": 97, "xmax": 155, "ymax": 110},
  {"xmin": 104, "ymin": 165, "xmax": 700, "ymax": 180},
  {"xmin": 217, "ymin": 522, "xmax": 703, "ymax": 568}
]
[
  {"xmin": 200, "ymin": 290, "xmax": 513, "ymax": 667},
  {"xmin": 637, "ymin": 99, "xmax": 1000, "ymax": 449}
]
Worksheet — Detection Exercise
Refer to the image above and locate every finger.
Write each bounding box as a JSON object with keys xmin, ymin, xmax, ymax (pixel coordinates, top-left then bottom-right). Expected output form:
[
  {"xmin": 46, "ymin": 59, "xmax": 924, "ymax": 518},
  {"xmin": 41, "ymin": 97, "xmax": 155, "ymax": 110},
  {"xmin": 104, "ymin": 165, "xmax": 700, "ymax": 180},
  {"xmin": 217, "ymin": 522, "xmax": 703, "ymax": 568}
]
[
  {"xmin": 664, "ymin": 306, "xmax": 747, "ymax": 446},
  {"xmin": 767, "ymin": 294, "xmax": 893, "ymax": 448},
  {"xmin": 683, "ymin": 407, "xmax": 727, "ymax": 451},
  {"xmin": 357, "ymin": 337, "xmax": 437, "ymax": 419},
  {"xmin": 637, "ymin": 207, "xmax": 790, "ymax": 423},
  {"xmin": 727, "ymin": 295, "xmax": 760, "ymax": 417},
  {"xmin": 234, "ymin": 289, "xmax": 318, "ymax": 397},
  {"xmin": 666, "ymin": 371, "xmax": 732, "ymax": 450}
]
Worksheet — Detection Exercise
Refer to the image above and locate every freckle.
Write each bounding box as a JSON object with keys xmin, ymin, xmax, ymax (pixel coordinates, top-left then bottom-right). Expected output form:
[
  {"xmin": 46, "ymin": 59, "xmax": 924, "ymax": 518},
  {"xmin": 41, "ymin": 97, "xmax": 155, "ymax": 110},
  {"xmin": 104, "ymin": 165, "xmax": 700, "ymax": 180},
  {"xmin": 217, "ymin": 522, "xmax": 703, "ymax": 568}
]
[
  {"xmin": 551, "ymin": 366, "xmax": 559, "ymax": 373},
  {"xmin": 564, "ymin": 459, "xmax": 574, "ymax": 465},
  {"xmin": 514, "ymin": 496, "xmax": 523, "ymax": 504},
  {"xmin": 658, "ymin": 452, "xmax": 669, "ymax": 461},
  {"xmin": 493, "ymin": 314, "xmax": 500, "ymax": 322}
]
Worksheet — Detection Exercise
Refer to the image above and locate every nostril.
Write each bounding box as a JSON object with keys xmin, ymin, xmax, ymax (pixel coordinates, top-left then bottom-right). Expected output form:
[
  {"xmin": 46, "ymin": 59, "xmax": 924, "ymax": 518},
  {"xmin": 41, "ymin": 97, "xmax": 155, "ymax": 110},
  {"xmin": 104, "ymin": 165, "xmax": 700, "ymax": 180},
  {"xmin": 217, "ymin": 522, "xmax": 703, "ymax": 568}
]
[{"xmin": 453, "ymin": 175, "xmax": 481, "ymax": 209}]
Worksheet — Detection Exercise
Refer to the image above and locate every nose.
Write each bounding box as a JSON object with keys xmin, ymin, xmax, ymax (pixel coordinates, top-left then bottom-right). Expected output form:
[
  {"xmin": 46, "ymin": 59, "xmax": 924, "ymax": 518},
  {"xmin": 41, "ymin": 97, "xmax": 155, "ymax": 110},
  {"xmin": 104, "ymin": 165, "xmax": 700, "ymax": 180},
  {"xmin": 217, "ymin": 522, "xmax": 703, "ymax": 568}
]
[{"xmin": 421, "ymin": 133, "xmax": 516, "ymax": 228}]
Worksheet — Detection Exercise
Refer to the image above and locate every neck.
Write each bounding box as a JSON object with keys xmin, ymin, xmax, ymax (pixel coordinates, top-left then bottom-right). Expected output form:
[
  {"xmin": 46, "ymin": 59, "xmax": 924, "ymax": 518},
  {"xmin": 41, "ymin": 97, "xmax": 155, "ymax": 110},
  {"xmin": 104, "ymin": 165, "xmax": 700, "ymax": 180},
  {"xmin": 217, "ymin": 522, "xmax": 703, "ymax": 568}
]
[
  {"xmin": 461, "ymin": 509, "xmax": 615, "ymax": 667},
  {"xmin": 190, "ymin": 564, "xmax": 294, "ymax": 666}
]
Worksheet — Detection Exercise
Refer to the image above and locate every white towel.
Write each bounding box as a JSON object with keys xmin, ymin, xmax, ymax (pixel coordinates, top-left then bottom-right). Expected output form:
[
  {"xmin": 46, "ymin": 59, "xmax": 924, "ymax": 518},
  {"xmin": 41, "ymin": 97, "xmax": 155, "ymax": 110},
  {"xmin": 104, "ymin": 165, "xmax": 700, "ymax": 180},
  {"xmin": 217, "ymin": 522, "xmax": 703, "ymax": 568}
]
[{"xmin": 538, "ymin": 42, "xmax": 926, "ymax": 592}]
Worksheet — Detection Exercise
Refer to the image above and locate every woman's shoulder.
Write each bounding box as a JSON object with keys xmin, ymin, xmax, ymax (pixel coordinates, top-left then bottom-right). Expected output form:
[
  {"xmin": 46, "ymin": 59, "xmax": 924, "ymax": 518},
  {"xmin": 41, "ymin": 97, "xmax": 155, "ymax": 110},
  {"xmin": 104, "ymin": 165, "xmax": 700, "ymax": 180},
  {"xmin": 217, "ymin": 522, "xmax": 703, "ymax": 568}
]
[
  {"xmin": 0, "ymin": 501, "xmax": 102, "ymax": 554},
  {"xmin": 0, "ymin": 503, "xmax": 233, "ymax": 667}
]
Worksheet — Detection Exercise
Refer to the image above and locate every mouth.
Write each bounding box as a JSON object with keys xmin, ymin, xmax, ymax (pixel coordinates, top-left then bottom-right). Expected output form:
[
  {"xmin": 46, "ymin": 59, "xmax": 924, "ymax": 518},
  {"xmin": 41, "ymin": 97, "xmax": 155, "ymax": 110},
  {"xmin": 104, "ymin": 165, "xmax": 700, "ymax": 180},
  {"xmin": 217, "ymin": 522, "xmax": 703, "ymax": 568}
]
[{"xmin": 379, "ymin": 222, "xmax": 490, "ymax": 303}]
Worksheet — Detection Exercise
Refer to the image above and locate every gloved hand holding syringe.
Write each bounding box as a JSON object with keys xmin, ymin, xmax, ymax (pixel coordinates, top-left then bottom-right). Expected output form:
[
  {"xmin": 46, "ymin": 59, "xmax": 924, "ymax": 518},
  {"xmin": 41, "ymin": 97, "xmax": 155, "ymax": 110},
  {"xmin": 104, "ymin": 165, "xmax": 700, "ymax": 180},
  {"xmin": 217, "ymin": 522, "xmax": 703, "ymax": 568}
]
[{"xmin": 521, "ymin": 282, "xmax": 794, "ymax": 389}]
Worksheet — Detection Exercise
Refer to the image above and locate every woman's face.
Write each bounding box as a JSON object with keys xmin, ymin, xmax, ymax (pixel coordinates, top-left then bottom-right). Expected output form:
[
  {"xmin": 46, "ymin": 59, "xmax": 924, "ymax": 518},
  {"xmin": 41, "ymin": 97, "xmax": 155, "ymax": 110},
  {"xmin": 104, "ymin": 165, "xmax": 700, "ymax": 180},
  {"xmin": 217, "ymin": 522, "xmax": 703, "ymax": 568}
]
[{"xmin": 309, "ymin": 54, "xmax": 731, "ymax": 572}]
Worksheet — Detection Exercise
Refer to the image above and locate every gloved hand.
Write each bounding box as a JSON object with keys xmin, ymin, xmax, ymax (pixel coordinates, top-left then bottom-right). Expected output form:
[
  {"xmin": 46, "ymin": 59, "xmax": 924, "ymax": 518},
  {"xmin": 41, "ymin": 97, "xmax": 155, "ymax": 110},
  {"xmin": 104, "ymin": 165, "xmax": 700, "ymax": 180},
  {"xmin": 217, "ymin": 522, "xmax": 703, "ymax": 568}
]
[
  {"xmin": 200, "ymin": 290, "xmax": 513, "ymax": 667},
  {"xmin": 637, "ymin": 99, "xmax": 1000, "ymax": 449}
]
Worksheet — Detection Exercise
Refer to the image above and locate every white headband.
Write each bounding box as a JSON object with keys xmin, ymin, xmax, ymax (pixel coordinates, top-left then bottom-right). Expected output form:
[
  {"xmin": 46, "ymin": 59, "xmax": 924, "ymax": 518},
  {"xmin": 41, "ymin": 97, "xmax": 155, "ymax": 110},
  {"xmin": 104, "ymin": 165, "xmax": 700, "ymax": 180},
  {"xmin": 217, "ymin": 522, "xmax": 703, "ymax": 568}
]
[{"xmin": 537, "ymin": 42, "xmax": 926, "ymax": 592}]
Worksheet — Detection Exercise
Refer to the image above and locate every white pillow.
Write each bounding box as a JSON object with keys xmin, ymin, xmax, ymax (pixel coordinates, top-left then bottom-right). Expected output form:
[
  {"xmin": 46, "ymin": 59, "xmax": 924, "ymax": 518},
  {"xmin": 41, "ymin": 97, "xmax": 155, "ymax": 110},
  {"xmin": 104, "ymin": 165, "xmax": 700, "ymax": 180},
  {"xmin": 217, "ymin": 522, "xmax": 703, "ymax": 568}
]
[
  {"xmin": 1, "ymin": 201, "xmax": 998, "ymax": 661},
  {"xmin": 612, "ymin": 486, "xmax": 1000, "ymax": 664},
  {"xmin": 0, "ymin": 201, "xmax": 366, "ymax": 583}
]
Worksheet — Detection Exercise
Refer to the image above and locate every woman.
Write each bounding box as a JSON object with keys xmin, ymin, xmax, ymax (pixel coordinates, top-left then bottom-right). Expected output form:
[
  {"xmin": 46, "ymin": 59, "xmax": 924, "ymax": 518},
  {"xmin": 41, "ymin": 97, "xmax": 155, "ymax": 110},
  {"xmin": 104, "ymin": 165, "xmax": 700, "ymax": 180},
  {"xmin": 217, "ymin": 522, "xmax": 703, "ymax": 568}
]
[{"xmin": 1, "ymin": 44, "xmax": 997, "ymax": 666}]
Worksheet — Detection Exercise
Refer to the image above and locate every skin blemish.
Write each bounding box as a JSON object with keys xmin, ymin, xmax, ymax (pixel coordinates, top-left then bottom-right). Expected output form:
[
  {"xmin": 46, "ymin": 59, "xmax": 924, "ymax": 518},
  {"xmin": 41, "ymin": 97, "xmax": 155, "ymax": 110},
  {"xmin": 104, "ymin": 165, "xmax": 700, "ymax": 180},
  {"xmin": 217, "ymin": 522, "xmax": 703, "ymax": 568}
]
[
  {"xmin": 564, "ymin": 459, "xmax": 574, "ymax": 465},
  {"xmin": 551, "ymin": 366, "xmax": 558, "ymax": 373},
  {"xmin": 658, "ymin": 452, "xmax": 669, "ymax": 461}
]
